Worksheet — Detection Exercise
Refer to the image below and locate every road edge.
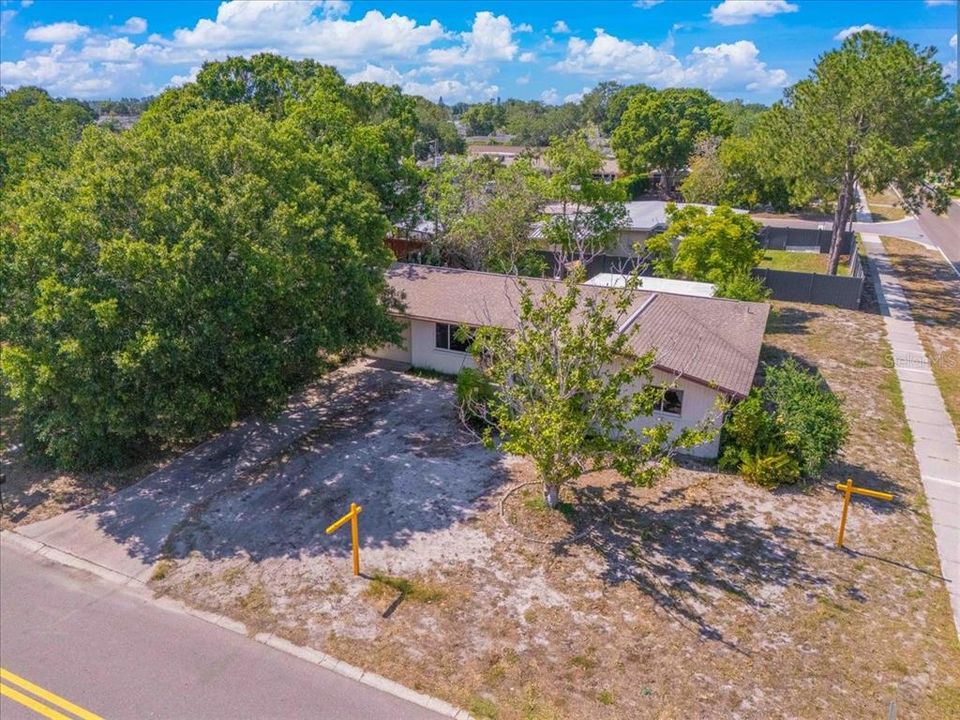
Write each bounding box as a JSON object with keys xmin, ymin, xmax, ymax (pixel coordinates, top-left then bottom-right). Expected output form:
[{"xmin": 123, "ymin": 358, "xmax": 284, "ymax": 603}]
[{"xmin": 1, "ymin": 529, "xmax": 474, "ymax": 720}]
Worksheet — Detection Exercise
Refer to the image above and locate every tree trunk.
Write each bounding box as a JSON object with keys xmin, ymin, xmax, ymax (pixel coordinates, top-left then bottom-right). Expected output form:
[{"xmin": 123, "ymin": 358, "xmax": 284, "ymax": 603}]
[
  {"xmin": 659, "ymin": 169, "xmax": 672, "ymax": 198},
  {"xmin": 827, "ymin": 173, "xmax": 855, "ymax": 276},
  {"xmin": 543, "ymin": 482, "xmax": 561, "ymax": 509}
]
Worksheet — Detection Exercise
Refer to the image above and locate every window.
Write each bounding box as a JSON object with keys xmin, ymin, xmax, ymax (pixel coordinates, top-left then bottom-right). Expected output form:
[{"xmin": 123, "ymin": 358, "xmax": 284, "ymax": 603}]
[
  {"xmin": 435, "ymin": 323, "xmax": 473, "ymax": 353},
  {"xmin": 654, "ymin": 387, "xmax": 683, "ymax": 416}
]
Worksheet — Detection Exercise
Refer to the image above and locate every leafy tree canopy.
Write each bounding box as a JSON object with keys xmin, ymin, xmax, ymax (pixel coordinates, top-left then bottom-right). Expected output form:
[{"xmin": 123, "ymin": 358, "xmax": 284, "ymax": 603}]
[
  {"xmin": 461, "ymin": 101, "xmax": 506, "ymax": 136},
  {"xmin": 0, "ymin": 86, "xmax": 95, "ymax": 188},
  {"xmin": 763, "ymin": 30, "xmax": 958, "ymax": 273},
  {"xmin": 1, "ymin": 55, "xmax": 408, "ymax": 469},
  {"xmin": 425, "ymin": 155, "xmax": 546, "ymax": 274},
  {"xmin": 611, "ymin": 88, "xmax": 729, "ymax": 194},
  {"xmin": 647, "ymin": 204, "xmax": 766, "ymax": 300},
  {"xmin": 411, "ymin": 95, "xmax": 466, "ymax": 160}
]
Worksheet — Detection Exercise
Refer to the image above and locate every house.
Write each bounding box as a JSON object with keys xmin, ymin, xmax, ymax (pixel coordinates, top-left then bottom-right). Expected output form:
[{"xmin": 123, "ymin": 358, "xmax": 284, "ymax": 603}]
[
  {"xmin": 466, "ymin": 145, "xmax": 620, "ymax": 183},
  {"xmin": 586, "ymin": 273, "xmax": 717, "ymax": 298},
  {"xmin": 369, "ymin": 263, "xmax": 770, "ymax": 458}
]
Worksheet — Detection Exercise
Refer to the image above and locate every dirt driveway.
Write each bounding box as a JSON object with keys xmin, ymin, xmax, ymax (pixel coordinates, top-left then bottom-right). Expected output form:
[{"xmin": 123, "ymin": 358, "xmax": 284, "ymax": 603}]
[{"xmin": 162, "ymin": 359, "xmax": 505, "ymax": 573}]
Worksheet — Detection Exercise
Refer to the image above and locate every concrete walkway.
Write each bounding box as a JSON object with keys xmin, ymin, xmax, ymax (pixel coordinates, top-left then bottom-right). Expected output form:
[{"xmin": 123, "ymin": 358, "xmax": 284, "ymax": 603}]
[{"xmin": 860, "ymin": 227, "xmax": 960, "ymax": 636}]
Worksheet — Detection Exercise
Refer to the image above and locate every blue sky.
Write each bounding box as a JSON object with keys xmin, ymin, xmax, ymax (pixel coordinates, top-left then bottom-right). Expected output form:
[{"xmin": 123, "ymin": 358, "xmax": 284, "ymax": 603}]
[{"xmin": 1, "ymin": 1, "xmax": 956, "ymax": 103}]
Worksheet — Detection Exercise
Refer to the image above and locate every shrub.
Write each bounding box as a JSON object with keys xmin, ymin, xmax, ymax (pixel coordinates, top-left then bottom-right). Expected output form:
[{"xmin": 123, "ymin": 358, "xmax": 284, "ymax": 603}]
[
  {"xmin": 721, "ymin": 358, "xmax": 848, "ymax": 485},
  {"xmin": 737, "ymin": 446, "xmax": 801, "ymax": 487},
  {"xmin": 764, "ymin": 358, "xmax": 848, "ymax": 477},
  {"xmin": 716, "ymin": 272, "xmax": 771, "ymax": 302}
]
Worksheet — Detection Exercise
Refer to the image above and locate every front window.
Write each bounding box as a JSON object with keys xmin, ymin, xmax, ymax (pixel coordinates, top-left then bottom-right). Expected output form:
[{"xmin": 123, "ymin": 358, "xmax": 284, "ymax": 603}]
[
  {"xmin": 654, "ymin": 387, "xmax": 683, "ymax": 416},
  {"xmin": 435, "ymin": 323, "xmax": 473, "ymax": 353}
]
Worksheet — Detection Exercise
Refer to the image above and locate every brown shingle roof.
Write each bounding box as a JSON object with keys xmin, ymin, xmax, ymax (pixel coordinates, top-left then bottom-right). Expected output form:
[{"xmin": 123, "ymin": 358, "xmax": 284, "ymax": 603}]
[{"xmin": 385, "ymin": 263, "xmax": 769, "ymax": 397}]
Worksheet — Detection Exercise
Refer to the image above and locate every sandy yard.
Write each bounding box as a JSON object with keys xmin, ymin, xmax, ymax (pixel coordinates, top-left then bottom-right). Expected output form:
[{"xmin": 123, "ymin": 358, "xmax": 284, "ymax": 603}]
[{"xmin": 139, "ymin": 336, "xmax": 960, "ymax": 720}]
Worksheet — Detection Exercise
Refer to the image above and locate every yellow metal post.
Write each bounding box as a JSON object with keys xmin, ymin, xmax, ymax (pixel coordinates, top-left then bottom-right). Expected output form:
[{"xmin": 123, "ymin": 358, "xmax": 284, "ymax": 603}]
[
  {"xmin": 350, "ymin": 502, "xmax": 360, "ymax": 576},
  {"xmin": 325, "ymin": 503, "xmax": 363, "ymax": 576},
  {"xmin": 836, "ymin": 478, "xmax": 853, "ymax": 548},
  {"xmin": 834, "ymin": 479, "xmax": 893, "ymax": 548}
]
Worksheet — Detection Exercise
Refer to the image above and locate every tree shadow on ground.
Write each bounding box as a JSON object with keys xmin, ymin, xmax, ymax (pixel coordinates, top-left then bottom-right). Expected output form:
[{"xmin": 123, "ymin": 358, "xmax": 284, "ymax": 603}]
[
  {"xmin": 763, "ymin": 305, "xmax": 824, "ymax": 337},
  {"xmin": 566, "ymin": 478, "xmax": 831, "ymax": 652},
  {"xmin": 71, "ymin": 361, "xmax": 508, "ymax": 565}
]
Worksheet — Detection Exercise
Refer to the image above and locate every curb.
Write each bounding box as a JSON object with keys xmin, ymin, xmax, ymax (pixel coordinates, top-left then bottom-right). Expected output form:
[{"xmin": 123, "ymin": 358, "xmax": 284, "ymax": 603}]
[{"xmin": 1, "ymin": 530, "xmax": 473, "ymax": 719}]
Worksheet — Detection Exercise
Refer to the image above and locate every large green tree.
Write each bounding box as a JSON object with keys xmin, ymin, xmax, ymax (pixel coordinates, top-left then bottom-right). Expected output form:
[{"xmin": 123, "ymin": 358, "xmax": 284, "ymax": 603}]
[
  {"xmin": 1, "ymin": 56, "xmax": 408, "ymax": 468},
  {"xmin": 542, "ymin": 132, "xmax": 628, "ymax": 267},
  {"xmin": 767, "ymin": 30, "xmax": 958, "ymax": 274},
  {"xmin": 461, "ymin": 101, "xmax": 506, "ymax": 136},
  {"xmin": 0, "ymin": 86, "xmax": 95, "ymax": 188},
  {"xmin": 602, "ymin": 84, "xmax": 654, "ymax": 135},
  {"xmin": 611, "ymin": 88, "xmax": 729, "ymax": 196},
  {"xmin": 412, "ymin": 96, "xmax": 466, "ymax": 160},
  {"xmin": 467, "ymin": 275, "xmax": 714, "ymax": 508},
  {"xmin": 647, "ymin": 204, "xmax": 766, "ymax": 300},
  {"xmin": 425, "ymin": 155, "xmax": 545, "ymax": 274}
]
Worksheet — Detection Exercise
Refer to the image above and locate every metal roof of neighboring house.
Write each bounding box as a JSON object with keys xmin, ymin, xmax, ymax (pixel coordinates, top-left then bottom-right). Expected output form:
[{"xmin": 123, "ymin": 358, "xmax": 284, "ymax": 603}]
[
  {"xmin": 385, "ymin": 263, "xmax": 769, "ymax": 397},
  {"xmin": 541, "ymin": 201, "xmax": 746, "ymax": 232},
  {"xmin": 587, "ymin": 273, "xmax": 717, "ymax": 298}
]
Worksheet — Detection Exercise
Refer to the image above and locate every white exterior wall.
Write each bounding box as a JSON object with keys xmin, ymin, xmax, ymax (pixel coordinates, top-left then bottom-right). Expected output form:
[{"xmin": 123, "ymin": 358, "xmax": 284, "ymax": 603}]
[
  {"xmin": 371, "ymin": 317, "xmax": 726, "ymax": 458},
  {"xmin": 622, "ymin": 367, "xmax": 725, "ymax": 459},
  {"xmin": 409, "ymin": 319, "xmax": 478, "ymax": 375},
  {"xmin": 367, "ymin": 320, "xmax": 412, "ymax": 363}
]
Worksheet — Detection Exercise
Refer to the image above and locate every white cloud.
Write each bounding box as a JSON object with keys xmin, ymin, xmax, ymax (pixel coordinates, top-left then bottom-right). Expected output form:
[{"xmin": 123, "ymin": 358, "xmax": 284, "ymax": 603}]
[
  {"xmin": 427, "ymin": 12, "xmax": 518, "ymax": 66},
  {"xmin": 168, "ymin": 66, "xmax": 201, "ymax": 88},
  {"xmin": 154, "ymin": 2, "xmax": 446, "ymax": 65},
  {"xmin": 516, "ymin": 74, "xmax": 531, "ymax": 85},
  {"xmin": 516, "ymin": 23, "xmax": 533, "ymax": 33},
  {"xmin": 79, "ymin": 37, "xmax": 138, "ymax": 62},
  {"xmin": 24, "ymin": 21, "xmax": 90, "ymax": 43},
  {"xmin": 519, "ymin": 51, "xmax": 536, "ymax": 62},
  {"xmin": 114, "ymin": 17, "xmax": 148, "ymax": 35},
  {"xmin": 925, "ymin": 0, "xmax": 956, "ymax": 5},
  {"xmin": 21, "ymin": 0, "xmax": 35, "ymax": 7},
  {"xmin": 345, "ymin": 63, "xmax": 497, "ymax": 102},
  {"xmin": 553, "ymin": 30, "xmax": 788, "ymax": 93},
  {"xmin": 564, "ymin": 86, "xmax": 590, "ymax": 103},
  {"xmin": 634, "ymin": 0, "xmax": 665, "ymax": 8},
  {"xmin": 834, "ymin": 24, "xmax": 884, "ymax": 41},
  {"xmin": 552, "ymin": 20, "xmax": 570, "ymax": 34},
  {"xmin": 709, "ymin": 0, "xmax": 798, "ymax": 26},
  {"xmin": 951, "ymin": 33, "xmax": 957, "ymax": 49},
  {"xmin": 1, "ymin": 9, "xmax": 16, "ymax": 38},
  {"xmin": 541, "ymin": 87, "xmax": 559, "ymax": 104}
]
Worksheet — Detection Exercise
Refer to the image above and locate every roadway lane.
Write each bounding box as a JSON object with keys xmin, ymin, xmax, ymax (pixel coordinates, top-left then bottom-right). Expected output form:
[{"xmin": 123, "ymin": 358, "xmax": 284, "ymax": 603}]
[
  {"xmin": 0, "ymin": 541, "xmax": 444, "ymax": 720},
  {"xmin": 913, "ymin": 201, "xmax": 960, "ymax": 273}
]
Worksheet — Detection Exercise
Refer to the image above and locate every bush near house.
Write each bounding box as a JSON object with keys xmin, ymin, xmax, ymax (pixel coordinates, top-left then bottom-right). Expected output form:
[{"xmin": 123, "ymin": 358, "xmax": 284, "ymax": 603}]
[{"xmin": 721, "ymin": 358, "xmax": 848, "ymax": 486}]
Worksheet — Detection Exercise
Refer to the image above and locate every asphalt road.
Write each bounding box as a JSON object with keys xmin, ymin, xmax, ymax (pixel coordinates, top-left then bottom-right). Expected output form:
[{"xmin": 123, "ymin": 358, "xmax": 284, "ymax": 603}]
[
  {"xmin": 0, "ymin": 541, "xmax": 444, "ymax": 720},
  {"xmin": 913, "ymin": 201, "xmax": 960, "ymax": 273}
]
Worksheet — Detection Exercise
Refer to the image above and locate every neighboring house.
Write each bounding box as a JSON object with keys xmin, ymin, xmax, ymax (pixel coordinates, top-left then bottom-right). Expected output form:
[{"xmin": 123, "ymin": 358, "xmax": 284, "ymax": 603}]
[
  {"xmin": 586, "ymin": 273, "xmax": 717, "ymax": 298},
  {"xmin": 466, "ymin": 145, "xmax": 620, "ymax": 183},
  {"xmin": 543, "ymin": 200, "xmax": 748, "ymax": 257},
  {"xmin": 369, "ymin": 263, "xmax": 769, "ymax": 458}
]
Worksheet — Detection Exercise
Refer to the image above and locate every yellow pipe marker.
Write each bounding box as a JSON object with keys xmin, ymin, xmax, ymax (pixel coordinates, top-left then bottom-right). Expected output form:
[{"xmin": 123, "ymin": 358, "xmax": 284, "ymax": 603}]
[
  {"xmin": 835, "ymin": 478, "xmax": 893, "ymax": 548},
  {"xmin": 326, "ymin": 502, "xmax": 363, "ymax": 576}
]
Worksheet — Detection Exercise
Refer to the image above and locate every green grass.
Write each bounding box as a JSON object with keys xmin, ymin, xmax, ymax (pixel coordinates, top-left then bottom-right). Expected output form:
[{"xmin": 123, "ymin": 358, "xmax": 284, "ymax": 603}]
[
  {"xmin": 596, "ymin": 690, "xmax": 615, "ymax": 706},
  {"xmin": 757, "ymin": 250, "xmax": 850, "ymax": 276},
  {"xmin": 365, "ymin": 572, "xmax": 447, "ymax": 603},
  {"xmin": 468, "ymin": 697, "xmax": 500, "ymax": 719},
  {"xmin": 405, "ymin": 366, "xmax": 457, "ymax": 382},
  {"xmin": 522, "ymin": 494, "xmax": 577, "ymax": 520}
]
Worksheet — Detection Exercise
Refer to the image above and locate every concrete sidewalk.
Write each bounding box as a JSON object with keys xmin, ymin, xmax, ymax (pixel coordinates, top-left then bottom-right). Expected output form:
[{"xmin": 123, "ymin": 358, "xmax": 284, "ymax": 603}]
[{"xmin": 860, "ymin": 230, "xmax": 960, "ymax": 636}]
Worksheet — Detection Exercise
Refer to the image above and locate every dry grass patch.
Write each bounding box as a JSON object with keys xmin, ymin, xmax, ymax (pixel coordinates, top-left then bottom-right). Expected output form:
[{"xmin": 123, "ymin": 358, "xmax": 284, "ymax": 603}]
[
  {"xmin": 0, "ymin": 397, "xmax": 173, "ymax": 530},
  {"xmin": 881, "ymin": 236, "xmax": 960, "ymax": 434},
  {"xmin": 143, "ymin": 335, "xmax": 959, "ymax": 719},
  {"xmin": 866, "ymin": 189, "xmax": 908, "ymax": 221}
]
